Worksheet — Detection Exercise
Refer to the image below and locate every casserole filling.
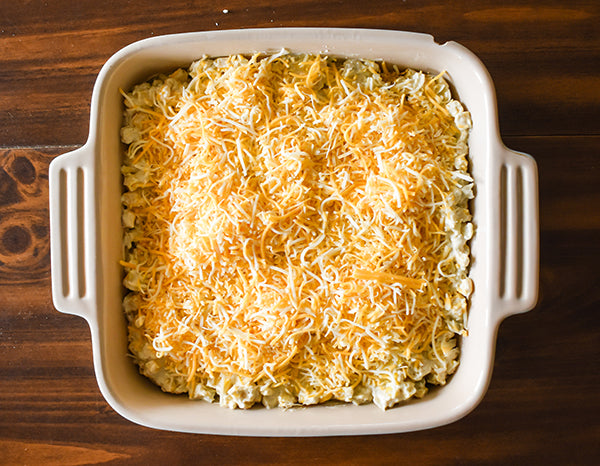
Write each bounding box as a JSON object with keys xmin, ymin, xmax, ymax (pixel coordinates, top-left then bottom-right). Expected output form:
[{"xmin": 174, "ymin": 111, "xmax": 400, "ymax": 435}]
[{"xmin": 119, "ymin": 51, "xmax": 473, "ymax": 409}]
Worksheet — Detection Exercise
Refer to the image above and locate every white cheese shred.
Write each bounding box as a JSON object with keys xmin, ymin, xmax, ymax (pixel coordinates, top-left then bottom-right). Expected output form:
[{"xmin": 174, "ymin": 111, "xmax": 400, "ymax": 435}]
[{"xmin": 120, "ymin": 51, "xmax": 474, "ymax": 410}]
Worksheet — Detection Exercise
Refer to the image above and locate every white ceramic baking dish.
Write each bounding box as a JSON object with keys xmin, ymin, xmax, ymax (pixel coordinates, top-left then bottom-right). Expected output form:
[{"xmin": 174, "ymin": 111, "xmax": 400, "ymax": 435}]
[{"xmin": 49, "ymin": 28, "xmax": 538, "ymax": 436}]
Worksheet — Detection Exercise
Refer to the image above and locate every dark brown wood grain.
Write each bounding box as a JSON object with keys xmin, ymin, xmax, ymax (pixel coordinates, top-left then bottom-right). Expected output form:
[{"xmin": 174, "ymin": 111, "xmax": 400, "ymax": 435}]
[{"xmin": 1, "ymin": 1, "xmax": 599, "ymax": 464}]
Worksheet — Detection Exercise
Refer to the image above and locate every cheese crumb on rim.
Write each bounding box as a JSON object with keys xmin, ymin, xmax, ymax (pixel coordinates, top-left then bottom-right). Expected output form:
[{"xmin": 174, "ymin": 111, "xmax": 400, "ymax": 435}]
[{"xmin": 120, "ymin": 51, "xmax": 473, "ymax": 410}]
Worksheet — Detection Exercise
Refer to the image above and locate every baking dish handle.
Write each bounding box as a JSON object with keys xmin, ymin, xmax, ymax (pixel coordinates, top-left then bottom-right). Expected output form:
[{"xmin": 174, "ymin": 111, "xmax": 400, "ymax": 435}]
[
  {"xmin": 496, "ymin": 147, "xmax": 539, "ymax": 319},
  {"xmin": 49, "ymin": 144, "xmax": 97, "ymax": 321}
]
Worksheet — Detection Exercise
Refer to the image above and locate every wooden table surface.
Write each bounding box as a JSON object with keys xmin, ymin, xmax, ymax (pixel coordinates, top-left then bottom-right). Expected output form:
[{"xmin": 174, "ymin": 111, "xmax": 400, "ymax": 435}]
[{"xmin": 1, "ymin": 1, "xmax": 599, "ymax": 464}]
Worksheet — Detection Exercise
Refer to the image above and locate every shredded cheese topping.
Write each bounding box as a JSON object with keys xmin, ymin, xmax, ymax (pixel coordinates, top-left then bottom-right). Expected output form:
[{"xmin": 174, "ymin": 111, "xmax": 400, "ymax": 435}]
[{"xmin": 120, "ymin": 51, "xmax": 474, "ymax": 410}]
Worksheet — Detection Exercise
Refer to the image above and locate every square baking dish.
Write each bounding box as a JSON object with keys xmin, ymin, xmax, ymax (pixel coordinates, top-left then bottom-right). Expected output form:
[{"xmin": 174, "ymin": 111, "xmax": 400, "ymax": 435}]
[{"xmin": 49, "ymin": 28, "xmax": 538, "ymax": 436}]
